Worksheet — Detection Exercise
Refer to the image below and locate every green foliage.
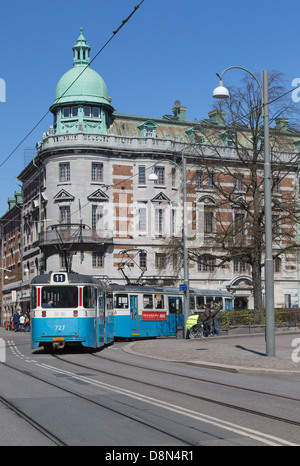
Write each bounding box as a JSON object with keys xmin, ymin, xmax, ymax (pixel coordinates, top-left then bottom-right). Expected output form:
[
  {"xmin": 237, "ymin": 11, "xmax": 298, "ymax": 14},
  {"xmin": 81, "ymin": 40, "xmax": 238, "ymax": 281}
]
[{"xmin": 220, "ymin": 308, "xmax": 300, "ymax": 327}]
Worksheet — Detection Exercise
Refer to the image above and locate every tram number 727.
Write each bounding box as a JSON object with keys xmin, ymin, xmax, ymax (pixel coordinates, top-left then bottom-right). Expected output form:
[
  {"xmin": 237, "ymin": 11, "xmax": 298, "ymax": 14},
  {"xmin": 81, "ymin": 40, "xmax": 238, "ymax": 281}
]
[{"xmin": 55, "ymin": 325, "xmax": 66, "ymax": 331}]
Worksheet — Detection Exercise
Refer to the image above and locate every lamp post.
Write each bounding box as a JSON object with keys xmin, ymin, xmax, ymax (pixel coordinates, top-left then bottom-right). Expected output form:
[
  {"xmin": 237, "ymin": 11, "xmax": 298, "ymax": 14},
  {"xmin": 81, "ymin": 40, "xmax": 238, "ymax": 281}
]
[
  {"xmin": 213, "ymin": 66, "xmax": 275, "ymax": 357},
  {"xmin": 148, "ymin": 153, "xmax": 190, "ymax": 337}
]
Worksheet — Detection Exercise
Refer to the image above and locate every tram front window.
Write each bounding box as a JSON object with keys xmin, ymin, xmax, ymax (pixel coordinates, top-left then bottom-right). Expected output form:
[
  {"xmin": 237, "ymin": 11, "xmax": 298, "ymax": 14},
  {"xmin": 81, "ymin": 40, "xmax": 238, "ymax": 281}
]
[{"xmin": 41, "ymin": 286, "xmax": 78, "ymax": 308}]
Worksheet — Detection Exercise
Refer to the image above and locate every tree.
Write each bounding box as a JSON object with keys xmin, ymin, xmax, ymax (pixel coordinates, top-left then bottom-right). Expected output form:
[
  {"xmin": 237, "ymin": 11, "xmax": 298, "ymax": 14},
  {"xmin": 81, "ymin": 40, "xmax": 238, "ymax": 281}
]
[{"xmin": 165, "ymin": 71, "xmax": 300, "ymax": 310}]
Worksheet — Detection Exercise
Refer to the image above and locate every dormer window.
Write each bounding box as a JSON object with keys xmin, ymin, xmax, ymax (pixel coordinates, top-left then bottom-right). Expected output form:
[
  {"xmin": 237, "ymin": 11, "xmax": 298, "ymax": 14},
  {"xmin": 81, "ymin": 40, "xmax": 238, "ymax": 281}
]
[{"xmin": 137, "ymin": 120, "xmax": 157, "ymax": 138}]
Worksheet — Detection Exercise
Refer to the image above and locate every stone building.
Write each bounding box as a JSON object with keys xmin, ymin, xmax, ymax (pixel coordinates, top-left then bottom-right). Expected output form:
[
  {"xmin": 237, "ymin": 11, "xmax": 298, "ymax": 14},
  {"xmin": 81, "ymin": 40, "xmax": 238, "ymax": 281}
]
[{"xmin": 1, "ymin": 30, "xmax": 300, "ymax": 324}]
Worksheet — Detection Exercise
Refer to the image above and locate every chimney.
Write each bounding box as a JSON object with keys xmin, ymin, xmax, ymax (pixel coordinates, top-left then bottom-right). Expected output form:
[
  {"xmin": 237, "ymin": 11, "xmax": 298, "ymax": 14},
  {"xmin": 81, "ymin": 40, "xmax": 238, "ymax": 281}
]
[
  {"xmin": 275, "ymin": 118, "xmax": 289, "ymax": 133},
  {"xmin": 172, "ymin": 100, "xmax": 187, "ymax": 121},
  {"xmin": 208, "ymin": 109, "xmax": 226, "ymax": 126}
]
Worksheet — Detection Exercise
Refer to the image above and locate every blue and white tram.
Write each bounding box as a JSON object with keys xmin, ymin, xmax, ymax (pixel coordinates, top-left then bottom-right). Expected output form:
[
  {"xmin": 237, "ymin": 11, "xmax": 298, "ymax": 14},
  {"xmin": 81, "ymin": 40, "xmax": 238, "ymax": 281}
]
[
  {"xmin": 189, "ymin": 288, "xmax": 234, "ymax": 312},
  {"xmin": 111, "ymin": 284, "xmax": 184, "ymax": 338},
  {"xmin": 31, "ymin": 271, "xmax": 114, "ymax": 350}
]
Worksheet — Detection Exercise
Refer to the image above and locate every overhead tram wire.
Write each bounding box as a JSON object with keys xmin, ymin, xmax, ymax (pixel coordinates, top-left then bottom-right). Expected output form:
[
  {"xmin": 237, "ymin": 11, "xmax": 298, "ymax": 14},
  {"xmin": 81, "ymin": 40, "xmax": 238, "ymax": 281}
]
[{"xmin": 0, "ymin": 1, "xmax": 146, "ymax": 169}]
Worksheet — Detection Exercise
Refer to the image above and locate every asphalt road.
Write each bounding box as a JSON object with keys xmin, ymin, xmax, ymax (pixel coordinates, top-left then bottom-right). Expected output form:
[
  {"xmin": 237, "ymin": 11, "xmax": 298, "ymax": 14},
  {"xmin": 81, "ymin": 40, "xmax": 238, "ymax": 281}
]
[{"xmin": 0, "ymin": 330, "xmax": 299, "ymax": 448}]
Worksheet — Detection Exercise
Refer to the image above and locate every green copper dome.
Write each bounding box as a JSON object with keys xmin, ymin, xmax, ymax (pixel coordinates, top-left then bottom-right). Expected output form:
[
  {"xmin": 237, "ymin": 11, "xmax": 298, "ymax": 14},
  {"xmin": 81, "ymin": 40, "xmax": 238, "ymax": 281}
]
[
  {"xmin": 52, "ymin": 29, "xmax": 111, "ymax": 107},
  {"xmin": 53, "ymin": 65, "xmax": 111, "ymax": 106},
  {"xmin": 50, "ymin": 29, "xmax": 114, "ymax": 134}
]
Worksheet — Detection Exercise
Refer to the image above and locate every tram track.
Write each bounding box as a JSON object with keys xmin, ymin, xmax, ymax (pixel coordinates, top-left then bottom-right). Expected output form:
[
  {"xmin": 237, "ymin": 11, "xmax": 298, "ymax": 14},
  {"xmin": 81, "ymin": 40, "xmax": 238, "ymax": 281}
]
[
  {"xmin": 0, "ymin": 394, "xmax": 67, "ymax": 446},
  {"xmin": 1, "ymin": 362, "xmax": 197, "ymax": 446},
  {"xmin": 50, "ymin": 352, "xmax": 300, "ymax": 429}
]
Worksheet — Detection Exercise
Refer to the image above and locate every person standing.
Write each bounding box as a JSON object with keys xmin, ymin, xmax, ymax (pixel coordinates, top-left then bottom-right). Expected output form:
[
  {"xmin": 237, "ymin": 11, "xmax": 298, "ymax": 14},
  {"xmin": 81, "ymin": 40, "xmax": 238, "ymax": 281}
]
[
  {"xmin": 211, "ymin": 301, "xmax": 222, "ymax": 336},
  {"xmin": 13, "ymin": 311, "xmax": 20, "ymax": 332}
]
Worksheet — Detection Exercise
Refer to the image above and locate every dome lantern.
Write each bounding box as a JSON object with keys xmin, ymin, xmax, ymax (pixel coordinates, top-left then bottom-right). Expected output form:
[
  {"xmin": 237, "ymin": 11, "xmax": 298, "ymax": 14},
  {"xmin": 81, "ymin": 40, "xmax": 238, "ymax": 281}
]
[{"xmin": 72, "ymin": 28, "xmax": 91, "ymax": 67}]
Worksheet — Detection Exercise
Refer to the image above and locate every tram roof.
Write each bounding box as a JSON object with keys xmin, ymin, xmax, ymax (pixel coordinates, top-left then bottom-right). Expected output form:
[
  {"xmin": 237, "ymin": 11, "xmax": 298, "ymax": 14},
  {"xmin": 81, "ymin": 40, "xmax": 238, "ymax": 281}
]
[{"xmin": 31, "ymin": 272, "xmax": 109, "ymax": 288}]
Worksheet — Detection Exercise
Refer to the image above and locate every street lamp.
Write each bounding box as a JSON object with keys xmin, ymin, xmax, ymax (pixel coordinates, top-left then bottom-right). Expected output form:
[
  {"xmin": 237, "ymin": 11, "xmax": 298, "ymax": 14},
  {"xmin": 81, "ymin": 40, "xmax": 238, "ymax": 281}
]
[
  {"xmin": 148, "ymin": 154, "xmax": 190, "ymax": 337},
  {"xmin": 213, "ymin": 66, "xmax": 275, "ymax": 357}
]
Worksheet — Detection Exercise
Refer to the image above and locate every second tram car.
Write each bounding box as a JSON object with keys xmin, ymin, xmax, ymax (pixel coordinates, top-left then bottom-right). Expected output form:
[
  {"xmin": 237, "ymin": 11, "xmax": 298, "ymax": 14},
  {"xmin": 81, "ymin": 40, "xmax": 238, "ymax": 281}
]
[
  {"xmin": 111, "ymin": 285, "xmax": 233, "ymax": 339},
  {"xmin": 111, "ymin": 284, "xmax": 184, "ymax": 338},
  {"xmin": 189, "ymin": 289, "xmax": 234, "ymax": 312},
  {"xmin": 31, "ymin": 272, "xmax": 114, "ymax": 350}
]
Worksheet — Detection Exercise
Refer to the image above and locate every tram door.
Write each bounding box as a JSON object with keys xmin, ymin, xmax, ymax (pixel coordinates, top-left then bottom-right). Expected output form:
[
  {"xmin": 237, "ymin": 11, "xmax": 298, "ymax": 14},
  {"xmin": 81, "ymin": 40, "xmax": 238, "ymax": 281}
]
[
  {"xmin": 130, "ymin": 295, "xmax": 139, "ymax": 336},
  {"xmin": 168, "ymin": 297, "xmax": 183, "ymax": 334}
]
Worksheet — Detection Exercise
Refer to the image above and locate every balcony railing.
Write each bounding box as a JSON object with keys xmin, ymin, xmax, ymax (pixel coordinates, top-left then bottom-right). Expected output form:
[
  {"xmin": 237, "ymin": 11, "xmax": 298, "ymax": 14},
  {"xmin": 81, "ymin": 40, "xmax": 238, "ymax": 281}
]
[{"xmin": 38, "ymin": 223, "xmax": 113, "ymax": 247}]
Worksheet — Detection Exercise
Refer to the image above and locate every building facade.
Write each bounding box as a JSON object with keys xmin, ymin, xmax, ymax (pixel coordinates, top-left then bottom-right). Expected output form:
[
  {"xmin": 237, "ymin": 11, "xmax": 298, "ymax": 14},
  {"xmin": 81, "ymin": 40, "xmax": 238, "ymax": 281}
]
[{"xmin": 1, "ymin": 30, "xmax": 300, "ymax": 325}]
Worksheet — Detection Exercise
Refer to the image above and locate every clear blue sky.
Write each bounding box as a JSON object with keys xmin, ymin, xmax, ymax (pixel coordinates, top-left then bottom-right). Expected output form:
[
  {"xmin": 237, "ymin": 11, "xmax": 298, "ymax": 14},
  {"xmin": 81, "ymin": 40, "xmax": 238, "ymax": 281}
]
[{"xmin": 0, "ymin": 0, "xmax": 299, "ymax": 215}]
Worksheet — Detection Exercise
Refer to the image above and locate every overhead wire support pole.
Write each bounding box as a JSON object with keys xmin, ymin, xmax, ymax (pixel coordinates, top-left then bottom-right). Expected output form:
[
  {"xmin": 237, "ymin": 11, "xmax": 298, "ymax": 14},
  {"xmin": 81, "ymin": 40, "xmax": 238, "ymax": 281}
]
[{"xmin": 213, "ymin": 66, "xmax": 275, "ymax": 357}]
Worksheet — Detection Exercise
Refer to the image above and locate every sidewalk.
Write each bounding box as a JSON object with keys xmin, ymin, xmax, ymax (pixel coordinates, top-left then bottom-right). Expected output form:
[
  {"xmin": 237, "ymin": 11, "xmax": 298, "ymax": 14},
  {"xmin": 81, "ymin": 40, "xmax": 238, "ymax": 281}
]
[{"xmin": 123, "ymin": 331, "xmax": 300, "ymax": 376}]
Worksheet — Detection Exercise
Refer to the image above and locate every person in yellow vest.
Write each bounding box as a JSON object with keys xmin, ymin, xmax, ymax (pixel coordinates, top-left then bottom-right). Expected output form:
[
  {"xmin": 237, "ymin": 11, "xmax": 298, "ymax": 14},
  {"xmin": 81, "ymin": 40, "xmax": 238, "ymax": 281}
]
[{"xmin": 185, "ymin": 313, "xmax": 202, "ymax": 339}]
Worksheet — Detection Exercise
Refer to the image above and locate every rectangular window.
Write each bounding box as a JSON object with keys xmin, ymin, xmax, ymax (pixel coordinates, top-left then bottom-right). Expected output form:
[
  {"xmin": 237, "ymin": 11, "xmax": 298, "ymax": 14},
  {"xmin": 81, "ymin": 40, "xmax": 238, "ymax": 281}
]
[
  {"xmin": 155, "ymin": 253, "xmax": 166, "ymax": 269},
  {"xmin": 273, "ymin": 176, "xmax": 280, "ymax": 193},
  {"xmin": 143, "ymin": 294, "xmax": 153, "ymax": 309},
  {"xmin": 92, "ymin": 107, "xmax": 100, "ymax": 118},
  {"xmin": 204, "ymin": 208, "xmax": 214, "ymax": 234},
  {"xmin": 62, "ymin": 107, "xmax": 70, "ymax": 118},
  {"xmin": 138, "ymin": 166, "xmax": 146, "ymax": 184},
  {"xmin": 71, "ymin": 107, "xmax": 78, "ymax": 117},
  {"xmin": 92, "ymin": 205, "xmax": 103, "ymax": 230},
  {"xmin": 207, "ymin": 172, "xmax": 214, "ymax": 188},
  {"xmin": 154, "ymin": 167, "xmax": 165, "ymax": 185},
  {"xmin": 139, "ymin": 252, "xmax": 147, "ymax": 270},
  {"xmin": 59, "ymin": 163, "xmax": 70, "ymax": 182},
  {"xmin": 234, "ymin": 173, "xmax": 244, "ymax": 191},
  {"xmin": 60, "ymin": 206, "xmax": 71, "ymax": 224},
  {"xmin": 171, "ymin": 209, "xmax": 176, "ymax": 235},
  {"xmin": 92, "ymin": 252, "xmax": 104, "ymax": 268},
  {"xmin": 84, "ymin": 106, "xmax": 91, "ymax": 117},
  {"xmin": 114, "ymin": 294, "xmax": 129, "ymax": 309},
  {"xmin": 91, "ymin": 162, "xmax": 103, "ymax": 182},
  {"xmin": 155, "ymin": 208, "xmax": 165, "ymax": 234},
  {"xmin": 154, "ymin": 294, "xmax": 164, "ymax": 309},
  {"xmin": 138, "ymin": 208, "xmax": 147, "ymax": 232},
  {"xmin": 196, "ymin": 170, "xmax": 203, "ymax": 188}
]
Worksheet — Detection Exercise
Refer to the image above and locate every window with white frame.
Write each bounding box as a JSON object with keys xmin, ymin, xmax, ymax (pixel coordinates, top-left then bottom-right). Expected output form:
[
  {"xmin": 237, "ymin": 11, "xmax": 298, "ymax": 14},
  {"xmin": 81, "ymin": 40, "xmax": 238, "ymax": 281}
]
[
  {"xmin": 91, "ymin": 162, "xmax": 103, "ymax": 182},
  {"xmin": 154, "ymin": 167, "xmax": 165, "ymax": 185},
  {"xmin": 138, "ymin": 166, "xmax": 146, "ymax": 184},
  {"xmin": 92, "ymin": 252, "xmax": 104, "ymax": 268},
  {"xmin": 138, "ymin": 207, "xmax": 147, "ymax": 232},
  {"xmin": 92, "ymin": 205, "xmax": 103, "ymax": 230},
  {"xmin": 155, "ymin": 208, "xmax": 165, "ymax": 234},
  {"xmin": 60, "ymin": 206, "xmax": 71, "ymax": 224},
  {"xmin": 204, "ymin": 207, "xmax": 214, "ymax": 234},
  {"xmin": 59, "ymin": 163, "xmax": 70, "ymax": 182}
]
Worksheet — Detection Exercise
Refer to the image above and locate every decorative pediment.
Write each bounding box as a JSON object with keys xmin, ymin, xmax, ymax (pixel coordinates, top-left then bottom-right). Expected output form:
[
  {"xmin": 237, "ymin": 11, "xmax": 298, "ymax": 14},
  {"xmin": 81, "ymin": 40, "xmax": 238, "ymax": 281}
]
[
  {"xmin": 87, "ymin": 189, "xmax": 109, "ymax": 202},
  {"xmin": 197, "ymin": 195, "xmax": 217, "ymax": 206},
  {"xmin": 151, "ymin": 192, "xmax": 171, "ymax": 203},
  {"xmin": 53, "ymin": 189, "xmax": 75, "ymax": 203}
]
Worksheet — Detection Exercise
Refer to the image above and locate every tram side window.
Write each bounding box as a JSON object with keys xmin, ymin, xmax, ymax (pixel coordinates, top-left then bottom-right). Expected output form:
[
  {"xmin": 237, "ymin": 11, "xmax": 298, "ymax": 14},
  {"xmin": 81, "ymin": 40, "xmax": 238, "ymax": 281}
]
[
  {"xmin": 154, "ymin": 294, "xmax": 164, "ymax": 309},
  {"xmin": 83, "ymin": 286, "xmax": 96, "ymax": 308},
  {"xmin": 196, "ymin": 297, "xmax": 205, "ymax": 310},
  {"xmin": 114, "ymin": 294, "xmax": 129, "ymax": 309},
  {"xmin": 189, "ymin": 296, "xmax": 195, "ymax": 310},
  {"xmin": 143, "ymin": 294, "xmax": 153, "ymax": 309}
]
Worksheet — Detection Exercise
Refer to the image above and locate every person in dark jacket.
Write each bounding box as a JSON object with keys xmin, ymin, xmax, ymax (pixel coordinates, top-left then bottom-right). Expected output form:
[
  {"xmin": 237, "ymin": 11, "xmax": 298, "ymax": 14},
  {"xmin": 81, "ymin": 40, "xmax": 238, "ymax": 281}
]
[{"xmin": 13, "ymin": 311, "xmax": 20, "ymax": 332}]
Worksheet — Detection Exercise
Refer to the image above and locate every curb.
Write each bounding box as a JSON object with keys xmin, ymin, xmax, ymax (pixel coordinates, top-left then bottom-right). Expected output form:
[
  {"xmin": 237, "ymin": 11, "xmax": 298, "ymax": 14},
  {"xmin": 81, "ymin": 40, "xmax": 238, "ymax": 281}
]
[{"xmin": 122, "ymin": 340, "xmax": 300, "ymax": 377}]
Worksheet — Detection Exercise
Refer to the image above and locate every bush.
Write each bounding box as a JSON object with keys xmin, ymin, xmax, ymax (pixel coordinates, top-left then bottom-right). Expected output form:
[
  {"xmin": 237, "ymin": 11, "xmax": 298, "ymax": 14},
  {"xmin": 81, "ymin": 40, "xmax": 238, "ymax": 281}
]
[{"xmin": 220, "ymin": 308, "xmax": 300, "ymax": 327}]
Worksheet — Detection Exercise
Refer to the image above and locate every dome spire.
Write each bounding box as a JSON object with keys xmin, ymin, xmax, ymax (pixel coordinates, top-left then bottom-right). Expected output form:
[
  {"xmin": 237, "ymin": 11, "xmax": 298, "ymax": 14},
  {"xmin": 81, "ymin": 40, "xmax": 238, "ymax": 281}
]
[{"xmin": 72, "ymin": 28, "xmax": 91, "ymax": 67}]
